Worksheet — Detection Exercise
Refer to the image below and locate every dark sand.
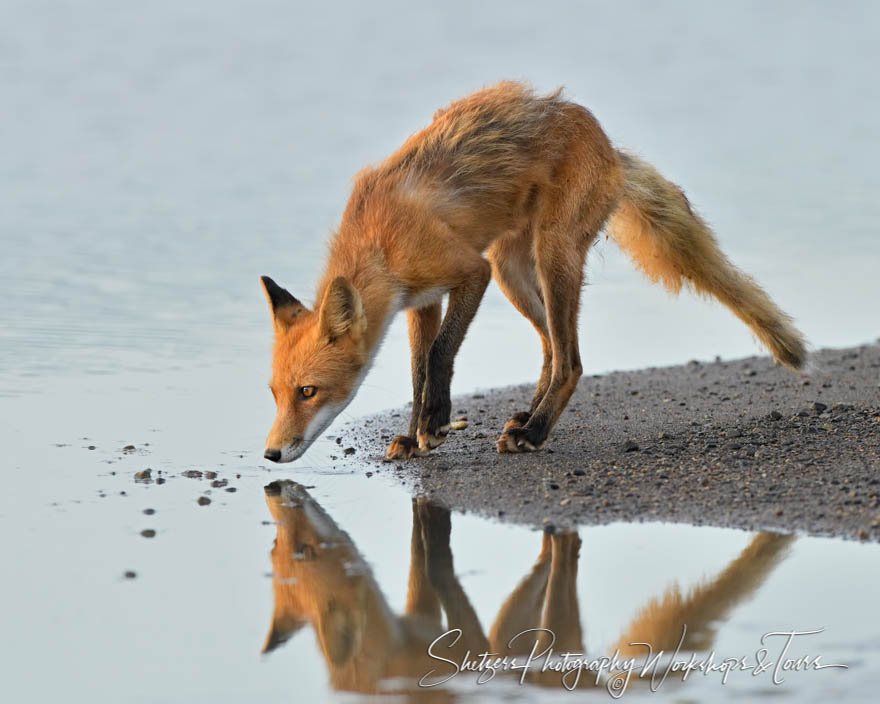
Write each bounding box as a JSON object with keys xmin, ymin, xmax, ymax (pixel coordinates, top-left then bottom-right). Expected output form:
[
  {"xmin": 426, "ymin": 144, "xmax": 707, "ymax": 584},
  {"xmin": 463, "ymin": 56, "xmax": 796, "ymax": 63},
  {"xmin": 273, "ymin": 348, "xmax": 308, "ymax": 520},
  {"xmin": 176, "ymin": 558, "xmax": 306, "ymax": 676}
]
[{"xmin": 344, "ymin": 342, "xmax": 880, "ymax": 541}]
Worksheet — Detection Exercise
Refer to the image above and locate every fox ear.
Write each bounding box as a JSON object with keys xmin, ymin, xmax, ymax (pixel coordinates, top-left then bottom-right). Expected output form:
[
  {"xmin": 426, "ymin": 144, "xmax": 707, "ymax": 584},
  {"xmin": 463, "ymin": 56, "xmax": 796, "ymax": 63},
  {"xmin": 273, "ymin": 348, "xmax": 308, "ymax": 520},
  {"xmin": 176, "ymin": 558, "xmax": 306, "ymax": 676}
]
[
  {"xmin": 318, "ymin": 277, "xmax": 366, "ymax": 342},
  {"xmin": 261, "ymin": 276, "xmax": 307, "ymax": 331},
  {"xmin": 262, "ymin": 613, "xmax": 306, "ymax": 654}
]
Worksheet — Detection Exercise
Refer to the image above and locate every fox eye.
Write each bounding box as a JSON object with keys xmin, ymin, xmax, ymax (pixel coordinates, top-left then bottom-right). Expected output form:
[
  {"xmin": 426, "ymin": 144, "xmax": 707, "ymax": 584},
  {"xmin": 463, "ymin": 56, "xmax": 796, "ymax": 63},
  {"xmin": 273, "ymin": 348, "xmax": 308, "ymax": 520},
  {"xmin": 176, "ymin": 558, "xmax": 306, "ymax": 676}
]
[{"xmin": 299, "ymin": 386, "xmax": 318, "ymax": 400}]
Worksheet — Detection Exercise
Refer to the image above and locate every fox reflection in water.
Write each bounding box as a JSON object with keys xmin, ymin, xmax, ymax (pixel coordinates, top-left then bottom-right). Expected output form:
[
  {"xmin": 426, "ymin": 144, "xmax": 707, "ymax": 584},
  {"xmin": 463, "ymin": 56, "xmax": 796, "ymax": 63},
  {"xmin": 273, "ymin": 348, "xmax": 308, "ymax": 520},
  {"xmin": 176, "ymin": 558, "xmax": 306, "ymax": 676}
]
[{"xmin": 261, "ymin": 480, "xmax": 794, "ymax": 696}]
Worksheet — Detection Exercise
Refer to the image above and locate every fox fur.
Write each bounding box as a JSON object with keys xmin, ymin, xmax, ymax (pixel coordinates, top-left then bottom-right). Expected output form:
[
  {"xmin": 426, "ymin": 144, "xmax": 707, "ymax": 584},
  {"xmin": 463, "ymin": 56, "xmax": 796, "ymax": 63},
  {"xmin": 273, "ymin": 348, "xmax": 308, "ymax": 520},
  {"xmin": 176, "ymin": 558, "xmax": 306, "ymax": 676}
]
[{"xmin": 261, "ymin": 81, "xmax": 806, "ymax": 463}]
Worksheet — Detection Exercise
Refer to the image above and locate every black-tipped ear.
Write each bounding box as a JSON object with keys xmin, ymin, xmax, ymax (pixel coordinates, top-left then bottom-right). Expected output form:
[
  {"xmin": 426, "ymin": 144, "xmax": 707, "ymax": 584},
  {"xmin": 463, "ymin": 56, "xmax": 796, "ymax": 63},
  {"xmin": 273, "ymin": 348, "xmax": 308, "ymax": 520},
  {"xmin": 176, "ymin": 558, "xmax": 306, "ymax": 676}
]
[
  {"xmin": 261, "ymin": 276, "xmax": 308, "ymax": 331},
  {"xmin": 318, "ymin": 277, "xmax": 366, "ymax": 341},
  {"xmin": 262, "ymin": 614, "xmax": 306, "ymax": 654}
]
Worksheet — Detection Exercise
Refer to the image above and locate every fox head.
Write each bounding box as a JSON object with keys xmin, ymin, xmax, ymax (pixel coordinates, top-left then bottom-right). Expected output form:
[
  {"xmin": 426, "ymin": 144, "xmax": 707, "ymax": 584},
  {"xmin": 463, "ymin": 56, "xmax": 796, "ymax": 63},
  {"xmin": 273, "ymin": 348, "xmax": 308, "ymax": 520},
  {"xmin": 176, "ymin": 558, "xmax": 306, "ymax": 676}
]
[{"xmin": 261, "ymin": 275, "xmax": 368, "ymax": 463}]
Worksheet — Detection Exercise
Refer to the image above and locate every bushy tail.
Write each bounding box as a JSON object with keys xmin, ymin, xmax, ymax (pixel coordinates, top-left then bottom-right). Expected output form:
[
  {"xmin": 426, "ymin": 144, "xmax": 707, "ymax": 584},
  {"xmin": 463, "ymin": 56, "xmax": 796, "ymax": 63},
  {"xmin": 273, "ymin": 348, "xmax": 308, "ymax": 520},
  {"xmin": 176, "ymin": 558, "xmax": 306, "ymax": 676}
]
[{"xmin": 606, "ymin": 150, "xmax": 807, "ymax": 370}]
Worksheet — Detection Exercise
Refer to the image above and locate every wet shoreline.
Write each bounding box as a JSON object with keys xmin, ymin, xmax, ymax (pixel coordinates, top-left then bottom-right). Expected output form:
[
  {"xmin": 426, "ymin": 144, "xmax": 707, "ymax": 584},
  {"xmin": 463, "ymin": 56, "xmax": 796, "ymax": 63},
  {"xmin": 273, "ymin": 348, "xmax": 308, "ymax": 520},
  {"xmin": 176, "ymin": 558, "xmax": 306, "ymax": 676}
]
[{"xmin": 344, "ymin": 342, "xmax": 880, "ymax": 542}]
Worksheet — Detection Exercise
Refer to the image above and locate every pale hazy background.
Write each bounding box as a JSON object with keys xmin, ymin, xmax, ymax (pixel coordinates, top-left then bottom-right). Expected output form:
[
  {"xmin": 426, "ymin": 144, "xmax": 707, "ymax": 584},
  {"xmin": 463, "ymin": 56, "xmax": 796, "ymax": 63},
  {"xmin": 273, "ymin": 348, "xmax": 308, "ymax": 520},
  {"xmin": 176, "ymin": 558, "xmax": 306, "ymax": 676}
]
[{"xmin": 1, "ymin": 2, "xmax": 878, "ymax": 702}]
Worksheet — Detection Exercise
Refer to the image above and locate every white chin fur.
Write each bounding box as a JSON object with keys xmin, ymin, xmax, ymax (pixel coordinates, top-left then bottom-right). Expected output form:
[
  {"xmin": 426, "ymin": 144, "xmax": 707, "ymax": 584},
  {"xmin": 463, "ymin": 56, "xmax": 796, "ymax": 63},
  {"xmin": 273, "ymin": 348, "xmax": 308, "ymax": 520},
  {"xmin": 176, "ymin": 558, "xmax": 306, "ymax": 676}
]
[{"xmin": 278, "ymin": 443, "xmax": 308, "ymax": 463}]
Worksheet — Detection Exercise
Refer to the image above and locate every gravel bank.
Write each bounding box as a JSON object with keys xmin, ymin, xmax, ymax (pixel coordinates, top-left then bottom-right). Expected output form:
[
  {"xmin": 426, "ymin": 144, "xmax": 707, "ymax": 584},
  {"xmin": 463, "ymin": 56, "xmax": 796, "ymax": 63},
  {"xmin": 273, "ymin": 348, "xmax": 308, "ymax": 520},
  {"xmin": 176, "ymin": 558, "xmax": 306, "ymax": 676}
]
[{"xmin": 344, "ymin": 342, "xmax": 880, "ymax": 541}]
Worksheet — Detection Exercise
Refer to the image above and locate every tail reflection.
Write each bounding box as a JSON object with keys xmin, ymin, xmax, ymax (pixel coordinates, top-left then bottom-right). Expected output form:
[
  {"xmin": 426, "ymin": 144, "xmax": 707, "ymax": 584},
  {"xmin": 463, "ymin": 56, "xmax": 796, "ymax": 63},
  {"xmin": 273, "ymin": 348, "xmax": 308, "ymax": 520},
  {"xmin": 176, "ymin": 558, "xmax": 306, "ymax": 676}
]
[{"xmin": 262, "ymin": 480, "xmax": 794, "ymax": 696}]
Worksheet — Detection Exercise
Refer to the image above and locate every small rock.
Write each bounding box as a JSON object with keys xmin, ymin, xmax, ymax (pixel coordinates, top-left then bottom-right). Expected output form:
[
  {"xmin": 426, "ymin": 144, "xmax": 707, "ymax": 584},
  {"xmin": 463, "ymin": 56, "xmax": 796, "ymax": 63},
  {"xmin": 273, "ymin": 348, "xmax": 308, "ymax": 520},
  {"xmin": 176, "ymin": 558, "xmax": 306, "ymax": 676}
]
[
  {"xmin": 812, "ymin": 402, "xmax": 828, "ymax": 415},
  {"xmin": 123, "ymin": 570, "xmax": 137, "ymax": 579},
  {"xmin": 142, "ymin": 508, "xmax": 156, "ymax": 515},
  {"xmin": 623, "ymin": 440, "xmax": 640, "ymax": 453},
  {"xmin": 204, "ymin": 471, "xmax": 217, "ymax": 480},
  {"xmin": 450, "ymin": 420, "xmax": 469, "ymax": 430},
  {"xmin": 211, "ymin": 479, "xmax": 228, "ymax": 488},
  {"xmin": 573, "ymin": 468, "xmax": 586, "ymax": 476},
  {"xmin": 225, "ymin": 487, "xmax": 237, "ymax": 493},
  {"xmin": 197, "ymin": 496, "xmax": 211, "ymax": 506},
  {"xmin": 182, "ymin": 470, "xmax": 203, "ymax": 479},
  {"xmin": 344, "ymin": 447, "xmax": 356, "ymax": 455},
  {"xmin": 134, "ymin": 469, "xmax": 152, "ymax": 482},
  {"xmin": 140, "ymin": 529, "xmax": 156, "ymax": 538},
  {"xmin": 769, "ymin": 410, "xmax": 782, "ymax": 421},
  {"xmin": 123, "ymin": 445, "xmax": 136, "ymax": 452}
]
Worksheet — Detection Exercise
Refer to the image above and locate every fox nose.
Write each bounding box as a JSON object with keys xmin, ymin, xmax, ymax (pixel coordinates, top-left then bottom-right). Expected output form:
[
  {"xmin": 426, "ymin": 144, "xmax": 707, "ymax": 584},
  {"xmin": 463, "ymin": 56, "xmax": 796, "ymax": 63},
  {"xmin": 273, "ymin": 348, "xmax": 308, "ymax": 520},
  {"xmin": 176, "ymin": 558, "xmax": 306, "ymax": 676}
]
[{"xmin": 264, "ymin": 448, "xmax": 282, "ymax": 463}]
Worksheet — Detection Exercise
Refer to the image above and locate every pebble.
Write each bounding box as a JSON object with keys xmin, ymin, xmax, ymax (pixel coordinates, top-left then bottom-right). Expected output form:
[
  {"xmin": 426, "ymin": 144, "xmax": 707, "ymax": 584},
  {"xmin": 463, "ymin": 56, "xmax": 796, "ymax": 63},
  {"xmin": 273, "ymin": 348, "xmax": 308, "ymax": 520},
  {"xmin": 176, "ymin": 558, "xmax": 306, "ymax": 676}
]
[
  {"xmin": 140, "ymin": 529, "xmax": 156, "ymax": 538},
  {"xmin": 197, "ymin": 496, "xmax": 211, "ymax": 506}
]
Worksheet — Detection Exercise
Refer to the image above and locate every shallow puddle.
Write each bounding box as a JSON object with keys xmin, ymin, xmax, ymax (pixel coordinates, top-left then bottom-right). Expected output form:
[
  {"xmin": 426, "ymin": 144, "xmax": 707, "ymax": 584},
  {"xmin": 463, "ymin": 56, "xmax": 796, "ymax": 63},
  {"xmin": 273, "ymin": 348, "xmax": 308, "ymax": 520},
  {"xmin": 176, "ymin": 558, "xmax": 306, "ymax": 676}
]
[
  {"xmin": 257, "ymin": 480, "xmax": 878, "ymax": 702},
  {"xmin": 7, "ymin": 427, "xmax": 876, "ymax": 702}
]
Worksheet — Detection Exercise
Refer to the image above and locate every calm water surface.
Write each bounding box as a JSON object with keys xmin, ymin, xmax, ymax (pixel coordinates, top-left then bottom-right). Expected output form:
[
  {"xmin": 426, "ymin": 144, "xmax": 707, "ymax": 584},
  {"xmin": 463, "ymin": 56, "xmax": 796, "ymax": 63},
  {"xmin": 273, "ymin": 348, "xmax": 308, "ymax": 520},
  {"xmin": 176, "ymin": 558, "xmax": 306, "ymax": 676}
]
[{"xmin": 1, "ymin": 1, "xmax": 878, "ymax": 701}]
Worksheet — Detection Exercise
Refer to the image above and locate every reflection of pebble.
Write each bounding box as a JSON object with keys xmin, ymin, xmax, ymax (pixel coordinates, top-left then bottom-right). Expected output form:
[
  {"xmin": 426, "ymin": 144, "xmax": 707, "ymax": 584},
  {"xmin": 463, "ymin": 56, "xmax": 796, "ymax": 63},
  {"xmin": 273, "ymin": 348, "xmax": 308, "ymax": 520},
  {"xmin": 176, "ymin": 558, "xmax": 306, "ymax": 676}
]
[
  {"xmin": 124, "ymin": 570, "xmax": 137, "ymax": 579},
  {"xmin": 140, "ymin": 529, "xmax": 156, "ymax": 538},
  {"xmin": 197, "ymin": 496, "xmax": 211, "ymax": 506}
]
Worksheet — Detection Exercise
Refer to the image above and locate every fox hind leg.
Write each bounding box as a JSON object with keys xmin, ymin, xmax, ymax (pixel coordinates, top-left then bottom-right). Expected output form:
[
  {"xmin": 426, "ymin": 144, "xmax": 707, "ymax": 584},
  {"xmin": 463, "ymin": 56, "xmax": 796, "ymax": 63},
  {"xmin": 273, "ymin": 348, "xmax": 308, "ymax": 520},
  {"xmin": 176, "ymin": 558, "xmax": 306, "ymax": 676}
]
[
  {"xmin": 502, "ymin": 201, "xmax": 605, "ymax": 452},
  {"xmin": 487, "ymin": 228, "xmax": 557, "ymax": 452},
  {"xmin": 503, "ymin": 235, "xmax": 586, "ymax": 451}
]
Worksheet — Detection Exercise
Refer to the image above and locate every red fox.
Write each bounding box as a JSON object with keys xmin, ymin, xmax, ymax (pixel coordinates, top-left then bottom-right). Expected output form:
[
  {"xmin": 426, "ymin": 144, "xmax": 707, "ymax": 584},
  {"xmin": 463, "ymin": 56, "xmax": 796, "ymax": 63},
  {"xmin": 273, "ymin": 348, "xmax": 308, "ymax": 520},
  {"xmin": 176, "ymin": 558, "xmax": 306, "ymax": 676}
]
[{"xmin": 261, "ymin": 81, "xmax": 806, "ymax": 463}]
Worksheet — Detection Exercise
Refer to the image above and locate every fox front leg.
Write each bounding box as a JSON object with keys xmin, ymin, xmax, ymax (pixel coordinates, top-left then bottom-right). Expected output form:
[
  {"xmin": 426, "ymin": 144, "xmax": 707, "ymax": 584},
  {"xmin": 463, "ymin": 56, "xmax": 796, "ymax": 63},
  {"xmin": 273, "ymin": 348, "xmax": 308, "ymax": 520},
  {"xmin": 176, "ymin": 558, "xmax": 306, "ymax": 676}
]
[
  {"xmin": 416, "ymin": 260, "xmax": 491, "ymax": 453},
  {"xmin": 385, "ymin": 303, "xmax": 442, "ymax": 461}
]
